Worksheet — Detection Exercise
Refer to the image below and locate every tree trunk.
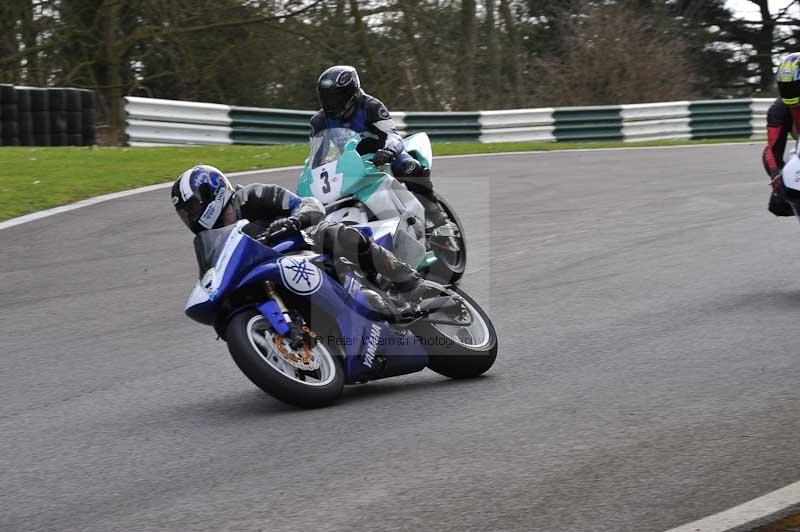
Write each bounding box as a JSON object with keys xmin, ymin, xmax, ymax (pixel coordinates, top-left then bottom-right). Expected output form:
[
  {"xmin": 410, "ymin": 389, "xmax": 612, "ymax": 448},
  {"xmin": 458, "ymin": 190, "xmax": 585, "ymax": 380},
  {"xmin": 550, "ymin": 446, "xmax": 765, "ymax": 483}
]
[
  {"xmin": 95, "ymin": 0, "xmax": 123, "ymax": 144},
  {"xmin": 402, "ymin": 62, "xmax": 423, "ymax": 108},
  {"xmin": 398, "ymin": 0, "xmax": 439, "ymax": 109},
  {"xmin": 348, "ymin": 0, "xmax": 378, "ymax": 79},
  {"xmin": 499, "ymin": 0, "xmax": 524, "ymax": 107},
  {"xmin": 457, "ymin": 0, "xmax": 477, "ymax": 110},
  {"xmin": 484, "ymin": 0, "xmax": 500, "ymax": 108},
  {"xmin": 752, "ymin": 0, "xmax": 775, "ymax": 92}
]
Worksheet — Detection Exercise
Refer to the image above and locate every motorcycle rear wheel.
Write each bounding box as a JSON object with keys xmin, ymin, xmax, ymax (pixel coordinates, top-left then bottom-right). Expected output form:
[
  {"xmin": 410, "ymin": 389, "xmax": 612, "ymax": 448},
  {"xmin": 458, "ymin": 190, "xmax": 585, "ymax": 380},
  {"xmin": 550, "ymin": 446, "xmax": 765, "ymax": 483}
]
[
  {"xmin": 226, "ymin": 309, "xmax": 344, "ymax": 408},
  {"xmin": 415, "ymin": 287, "xmax": 497, "ymax": 379},
  {"xmin": 421, "ymin": 192, "xmax": 467, "ymax": 286}
]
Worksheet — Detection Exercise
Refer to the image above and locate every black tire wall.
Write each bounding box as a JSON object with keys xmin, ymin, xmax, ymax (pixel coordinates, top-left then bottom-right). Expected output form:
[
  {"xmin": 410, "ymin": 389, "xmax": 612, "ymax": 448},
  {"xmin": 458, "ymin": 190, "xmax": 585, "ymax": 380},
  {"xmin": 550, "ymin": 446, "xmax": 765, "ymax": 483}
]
[
  {"xmin": 0, "ymin": 84, "xmax": 97, "ymax": 146},
  {"xmin": 1, "ymin": 84, "xmax": 19, "ymax": 146}
]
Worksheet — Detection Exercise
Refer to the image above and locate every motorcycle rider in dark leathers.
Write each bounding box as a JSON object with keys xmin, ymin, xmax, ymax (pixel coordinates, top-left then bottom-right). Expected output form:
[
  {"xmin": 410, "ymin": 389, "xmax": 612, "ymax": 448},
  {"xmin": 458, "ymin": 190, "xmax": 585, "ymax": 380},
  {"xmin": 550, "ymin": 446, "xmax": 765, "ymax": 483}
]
[
  {"xmin": 764, "ymin": 52, "xmax": 800, "ymax": 216},
  {"xmin": 311, "ymin": 65, "xmax": 449, "ymax": 226},
  {"xmin": 171, "ymin": 165, "xmax": 424, "ymax": 298}
]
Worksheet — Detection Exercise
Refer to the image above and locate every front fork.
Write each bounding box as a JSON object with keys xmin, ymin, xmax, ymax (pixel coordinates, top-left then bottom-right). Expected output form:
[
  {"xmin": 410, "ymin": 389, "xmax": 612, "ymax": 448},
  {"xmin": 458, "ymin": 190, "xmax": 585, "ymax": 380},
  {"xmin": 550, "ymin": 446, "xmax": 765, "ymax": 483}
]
[{"xmin": 258, "ymin": 281, "xmax": 305, "ymax": 348}]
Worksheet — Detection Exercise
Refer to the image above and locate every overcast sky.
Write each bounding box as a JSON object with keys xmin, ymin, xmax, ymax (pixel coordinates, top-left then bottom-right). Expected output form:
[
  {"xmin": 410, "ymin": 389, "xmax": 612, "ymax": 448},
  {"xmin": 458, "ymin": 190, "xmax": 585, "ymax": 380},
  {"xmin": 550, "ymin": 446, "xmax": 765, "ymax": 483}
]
[{"xmin": 727, "ymin": 0, "xmax": 800, "ymax": 20}]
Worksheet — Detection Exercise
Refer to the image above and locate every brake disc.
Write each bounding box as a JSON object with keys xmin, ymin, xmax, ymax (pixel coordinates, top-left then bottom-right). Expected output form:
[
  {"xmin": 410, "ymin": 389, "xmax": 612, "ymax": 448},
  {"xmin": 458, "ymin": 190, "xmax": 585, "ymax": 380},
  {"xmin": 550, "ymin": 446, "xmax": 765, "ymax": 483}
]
[{"xmin": 269, "ymin": 325, "xmax": 321, "ymax": 371}]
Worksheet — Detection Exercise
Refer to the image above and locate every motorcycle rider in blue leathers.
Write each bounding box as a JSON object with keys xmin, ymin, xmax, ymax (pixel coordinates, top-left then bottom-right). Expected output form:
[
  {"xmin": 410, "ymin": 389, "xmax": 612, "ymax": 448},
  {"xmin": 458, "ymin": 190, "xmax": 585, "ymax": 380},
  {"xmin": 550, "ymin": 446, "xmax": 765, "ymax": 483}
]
[
  {"xmin": 171, "ymin": 165, "xmax": 425, "ymax": 301},
  {"xmin": 311, "ymin": 65, "xmax": 449, "ymax": 226}
]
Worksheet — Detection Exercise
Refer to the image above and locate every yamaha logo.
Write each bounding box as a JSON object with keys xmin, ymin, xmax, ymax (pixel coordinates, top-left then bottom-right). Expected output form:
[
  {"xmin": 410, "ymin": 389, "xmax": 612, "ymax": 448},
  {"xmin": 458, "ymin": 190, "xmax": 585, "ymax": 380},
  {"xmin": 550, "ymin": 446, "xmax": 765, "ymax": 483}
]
[
  {"xmin": 363, "ymin": 324, "xmax": 381, "ymax": 368},
  {"xmin": 277, "ymin": 257, "xmax": 323, "ymax": 295}
]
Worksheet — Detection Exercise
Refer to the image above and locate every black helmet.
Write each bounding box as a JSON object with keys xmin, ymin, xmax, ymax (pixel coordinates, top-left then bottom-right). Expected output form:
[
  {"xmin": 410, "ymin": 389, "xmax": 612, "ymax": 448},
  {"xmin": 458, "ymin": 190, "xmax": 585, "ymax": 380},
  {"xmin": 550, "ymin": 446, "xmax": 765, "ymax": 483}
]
[
  {"xmin": 171, "ymin": 165, "xmax": 234, "ymax": 233},
  {"xmin": 317, "ymin": 65, "xmax": 361, "ymax": 119}
]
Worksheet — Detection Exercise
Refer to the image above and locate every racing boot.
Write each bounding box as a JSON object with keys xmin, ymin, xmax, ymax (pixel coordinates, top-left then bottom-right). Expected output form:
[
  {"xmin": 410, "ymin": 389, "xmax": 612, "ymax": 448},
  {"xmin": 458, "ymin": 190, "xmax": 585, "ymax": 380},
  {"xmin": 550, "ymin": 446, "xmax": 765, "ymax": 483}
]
[
  {"xmin": 360, "ymin": 241, "xmax": 426, "ymax": 311},
  {"xmin": 769, "ymin": 191, "xmax": 794, "ymax": 216},
  {"xmin": 396, "ymin": 160, "xmax": 450, "ymax": 229}
]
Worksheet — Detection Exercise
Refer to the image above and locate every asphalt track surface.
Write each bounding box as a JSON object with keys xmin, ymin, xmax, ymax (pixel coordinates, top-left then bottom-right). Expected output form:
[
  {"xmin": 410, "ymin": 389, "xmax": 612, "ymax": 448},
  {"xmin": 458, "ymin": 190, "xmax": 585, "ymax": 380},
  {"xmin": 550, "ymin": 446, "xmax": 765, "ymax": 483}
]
[{"xmin": 3, "ymin": 144, "xmax": 800, "ymax": 532}]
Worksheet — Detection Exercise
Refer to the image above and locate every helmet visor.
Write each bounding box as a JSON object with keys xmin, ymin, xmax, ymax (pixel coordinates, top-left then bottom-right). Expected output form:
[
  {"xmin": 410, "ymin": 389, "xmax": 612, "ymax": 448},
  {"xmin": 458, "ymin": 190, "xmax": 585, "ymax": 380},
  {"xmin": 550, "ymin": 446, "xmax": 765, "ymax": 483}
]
[
  {"xmin": 780, "ymin": 80, "xmax": 800, "ymax": 106},
  {"xmin": 320, "ymin": 88, "xmax": 354, "ymax": 117},
  {"xmin": 176, "ymin": 196, "xmax": 206, "ymax": 233}
]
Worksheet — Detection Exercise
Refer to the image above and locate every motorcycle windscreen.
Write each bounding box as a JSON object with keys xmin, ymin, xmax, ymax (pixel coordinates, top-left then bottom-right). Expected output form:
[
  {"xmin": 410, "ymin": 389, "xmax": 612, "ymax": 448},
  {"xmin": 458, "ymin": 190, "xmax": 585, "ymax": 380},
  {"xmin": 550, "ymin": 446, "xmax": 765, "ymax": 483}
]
[
  {"xmin": 193, "ymin": 224, "xmax": 237, "ymax": 278},
  {"xmin": 308, "ymin": 128, "xmax": 359, "ymax": 168}
]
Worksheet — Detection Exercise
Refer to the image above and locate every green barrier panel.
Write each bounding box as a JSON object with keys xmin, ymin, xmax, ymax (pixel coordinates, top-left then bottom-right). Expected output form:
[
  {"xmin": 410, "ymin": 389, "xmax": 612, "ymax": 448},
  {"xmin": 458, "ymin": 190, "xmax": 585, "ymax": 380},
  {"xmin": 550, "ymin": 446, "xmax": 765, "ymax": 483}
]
[
  {"xmin": 689, "ymin": 100, "xmax": 752, "ymax": 139},
  {"xmin": 230, "ymin": 107, "xmax": 482, "ymax": 144},
  {"xmin": 230, "ymin": 106, "xmax": 312, "ymax": 145},
  {"xmin": 553, "ymin": 106, "xmax": 623, "ymax": 141},
  {"xmin": 403, "ymin": 112, "xmax": 481, "ymax": 142},
  {"xmin": 231, "ymin": 128, "xmax": 308, "ymax": 145}
]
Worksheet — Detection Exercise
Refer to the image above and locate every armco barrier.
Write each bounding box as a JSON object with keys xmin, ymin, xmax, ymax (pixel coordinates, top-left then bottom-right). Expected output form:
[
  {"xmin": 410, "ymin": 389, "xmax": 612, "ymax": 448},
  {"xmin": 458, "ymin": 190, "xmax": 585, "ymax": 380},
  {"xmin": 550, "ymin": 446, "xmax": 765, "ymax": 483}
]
[
  {"xmin": 1, "ymin": 84, "xmax": 96, "ymax": 146},
  {"xmin": 478, "ymin": 108, "xmax": 554, "ymax": 143},
  {"xmin": 123, "ymin": 96, "xmax": 779, "ymax": 147},
  {"xmin": 229, "ymin": 107, "xmax": 313, "ymax": 145},
  {"xmin": 689, "ymin": 99, "xmax": 754, "ymax": 139},
  {"xmin": 621, "ymin": 102, "xmax": 691, "ymax": 142},
  {"xmin": 401, "ymin": 111, "xmax": 481, "ymax": 142}
]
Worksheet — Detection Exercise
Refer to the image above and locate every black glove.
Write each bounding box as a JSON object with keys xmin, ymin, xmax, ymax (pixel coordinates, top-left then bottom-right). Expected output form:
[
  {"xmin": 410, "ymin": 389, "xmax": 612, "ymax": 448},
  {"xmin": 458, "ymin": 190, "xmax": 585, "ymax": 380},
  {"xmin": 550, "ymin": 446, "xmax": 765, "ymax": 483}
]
[
  {"xmin": 263, "ymin": 217, "xmax": 300, "ymax": 243},
  {"xmin": 372, "ymin": 148, "xmax": 397, "ymax": 166}
]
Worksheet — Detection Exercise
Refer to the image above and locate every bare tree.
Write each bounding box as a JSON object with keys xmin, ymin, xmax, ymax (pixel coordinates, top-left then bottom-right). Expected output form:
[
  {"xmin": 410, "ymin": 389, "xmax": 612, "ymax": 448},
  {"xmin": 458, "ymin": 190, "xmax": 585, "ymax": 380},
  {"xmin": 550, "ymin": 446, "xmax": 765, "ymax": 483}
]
[{"xmin": 534, "ymin": 1, "xmax": 697, "ymax": 106}]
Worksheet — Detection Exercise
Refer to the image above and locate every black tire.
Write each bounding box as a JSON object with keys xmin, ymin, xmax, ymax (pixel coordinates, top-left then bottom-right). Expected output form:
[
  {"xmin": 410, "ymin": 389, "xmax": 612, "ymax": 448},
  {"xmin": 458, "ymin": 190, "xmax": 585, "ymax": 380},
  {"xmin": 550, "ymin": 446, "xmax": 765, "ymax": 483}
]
[
  {"xmin": 18, "ymin": 111, "xmax": 33, "ymax": 136},
  {"xmin": 34, "ymin": 134, "xmax": 51, "ymax": 147},
  {"xmin": 416, "ymin": 287, "xmax": 497, "ymax": 379},
  {"xmin": 424, "ymin": 192, "xmax": 467, "ymax": 286},
  {"xmin": 3, "ymin": 119, "xmax": 19, "ymax": 138},
  {"xmin": 50, "ymin": 132, "xmax": 68, "ymax": 146},
  {"xmin": 48, "ymin": 88, "xmax": 67, "ymax": 110},
  {"xmin": 67, "ymin": 134, "xmax": 83, "ymax": 146},
  {"xmin": 67, "ymin": 111, "xmax": 82, "ymax": 133},
  {"xmin": 33, "ymin": 111, "xmax": 51, "ymax": 135},
  {"xmin": 29, "ymin": 88, "xmax": 49, "ymax": 111},
  {"xmin": 51, "ymin": 111, "xmax": 67, "ymax": 133},
  {"xmin": 2, "ymin": 103, "xmax": 19, "ymax": 122},
  {"xmin": 82, "ymin": 130, "xmax": 96, "ymax": 146},
  {"xmin": 226, "ymin": 309, "xmax": 344, "ymax": 408},
  {"xmin": 15, "ymin": 88, "xmax": 31, "ymax": 111},
  {"xmin": 79, "ymin": 89, "xmax": 96, "ymax": 109},
  {"xmin": 1, "ymin": 84, "xmax": 17, "ymax": 104},
  {"xmin": 65, "ymin": 89, "xmax": 82, "ymax": 111},
  {"xmin": 18, "ymin": 109, "xmax": 34, "ymax": 145}
]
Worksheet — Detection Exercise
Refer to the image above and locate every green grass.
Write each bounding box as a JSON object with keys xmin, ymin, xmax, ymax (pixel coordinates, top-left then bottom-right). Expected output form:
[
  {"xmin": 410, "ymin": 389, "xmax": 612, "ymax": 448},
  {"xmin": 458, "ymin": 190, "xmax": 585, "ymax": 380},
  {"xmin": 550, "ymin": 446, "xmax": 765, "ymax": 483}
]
[{"xmin": 0, "ymin": 138, "xmax": 757, "ymax": 221}]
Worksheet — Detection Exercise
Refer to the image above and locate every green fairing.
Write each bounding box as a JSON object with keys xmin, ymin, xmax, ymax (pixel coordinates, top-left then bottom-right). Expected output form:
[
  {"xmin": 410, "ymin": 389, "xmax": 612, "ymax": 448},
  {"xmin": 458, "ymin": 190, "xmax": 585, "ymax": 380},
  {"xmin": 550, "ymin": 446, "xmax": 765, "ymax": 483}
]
[
  {"xmin": 297, "ymin": 169, "xmax": 313, "ymax": 197},
  {"xmin": 297, "ymin": 133, "xmax": 388, "ymax": 203},
  {"xmin": 296, "ymin": 130, "xmax": 440, "ymax": 272}
]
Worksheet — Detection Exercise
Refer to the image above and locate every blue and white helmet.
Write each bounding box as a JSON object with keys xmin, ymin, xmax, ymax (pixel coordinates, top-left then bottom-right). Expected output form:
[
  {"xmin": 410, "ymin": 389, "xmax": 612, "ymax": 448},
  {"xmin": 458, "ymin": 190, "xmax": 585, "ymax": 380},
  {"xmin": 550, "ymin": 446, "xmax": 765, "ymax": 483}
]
[{"xmin": 171, "ymin": 165, "xmax": 234, "ymax": 233}]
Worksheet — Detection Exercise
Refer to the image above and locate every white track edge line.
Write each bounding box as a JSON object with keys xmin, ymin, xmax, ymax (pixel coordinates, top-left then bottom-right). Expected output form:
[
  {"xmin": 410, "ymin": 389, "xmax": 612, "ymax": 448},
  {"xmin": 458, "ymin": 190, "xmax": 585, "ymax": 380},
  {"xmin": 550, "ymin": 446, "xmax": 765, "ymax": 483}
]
[
  {"xmin": 663, "ymin": 480, "xmax": 800, "ymax": 532},
  {"xmin": 0, "ymin": 141, "xmax": 761, "ymax": 231},
  {"xmin": 436, "ymin": 141, "xmax": 761, "ymax": 160}
]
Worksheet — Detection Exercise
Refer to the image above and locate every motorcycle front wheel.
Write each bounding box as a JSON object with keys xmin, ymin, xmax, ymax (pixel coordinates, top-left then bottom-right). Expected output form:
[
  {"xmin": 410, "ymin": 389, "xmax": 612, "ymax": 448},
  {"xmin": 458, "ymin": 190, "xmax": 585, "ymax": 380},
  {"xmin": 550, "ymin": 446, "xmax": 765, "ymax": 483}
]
[{"xmin": 226, "ymin": 309, "xmax": 344, "ymax": 408}]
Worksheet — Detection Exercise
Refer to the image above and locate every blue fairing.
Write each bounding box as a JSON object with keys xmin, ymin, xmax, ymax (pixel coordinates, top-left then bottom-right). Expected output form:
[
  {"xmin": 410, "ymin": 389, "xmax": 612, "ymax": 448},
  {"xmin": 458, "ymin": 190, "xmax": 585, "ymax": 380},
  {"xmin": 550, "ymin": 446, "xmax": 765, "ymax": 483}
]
[{"xmin": 184, "ymin": 222, "xmax": 428, "ymax": 384}]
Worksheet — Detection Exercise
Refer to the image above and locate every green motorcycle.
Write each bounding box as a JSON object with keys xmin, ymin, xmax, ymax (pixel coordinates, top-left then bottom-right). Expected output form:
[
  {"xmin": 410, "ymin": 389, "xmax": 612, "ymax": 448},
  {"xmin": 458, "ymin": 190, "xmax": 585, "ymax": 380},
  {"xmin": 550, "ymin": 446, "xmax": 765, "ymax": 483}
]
[{"xmin": 297, "ymin": 128, "xmax": 466, "ymax": 285}]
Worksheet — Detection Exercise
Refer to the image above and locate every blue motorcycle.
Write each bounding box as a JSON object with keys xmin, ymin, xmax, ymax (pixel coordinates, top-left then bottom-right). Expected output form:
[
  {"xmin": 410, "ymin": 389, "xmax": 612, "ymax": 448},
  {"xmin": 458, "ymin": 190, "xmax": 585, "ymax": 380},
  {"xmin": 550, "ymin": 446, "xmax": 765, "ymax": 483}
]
[{"xmin": 184, "ymin": 219, "xmax": 497, "ymax": 407}]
